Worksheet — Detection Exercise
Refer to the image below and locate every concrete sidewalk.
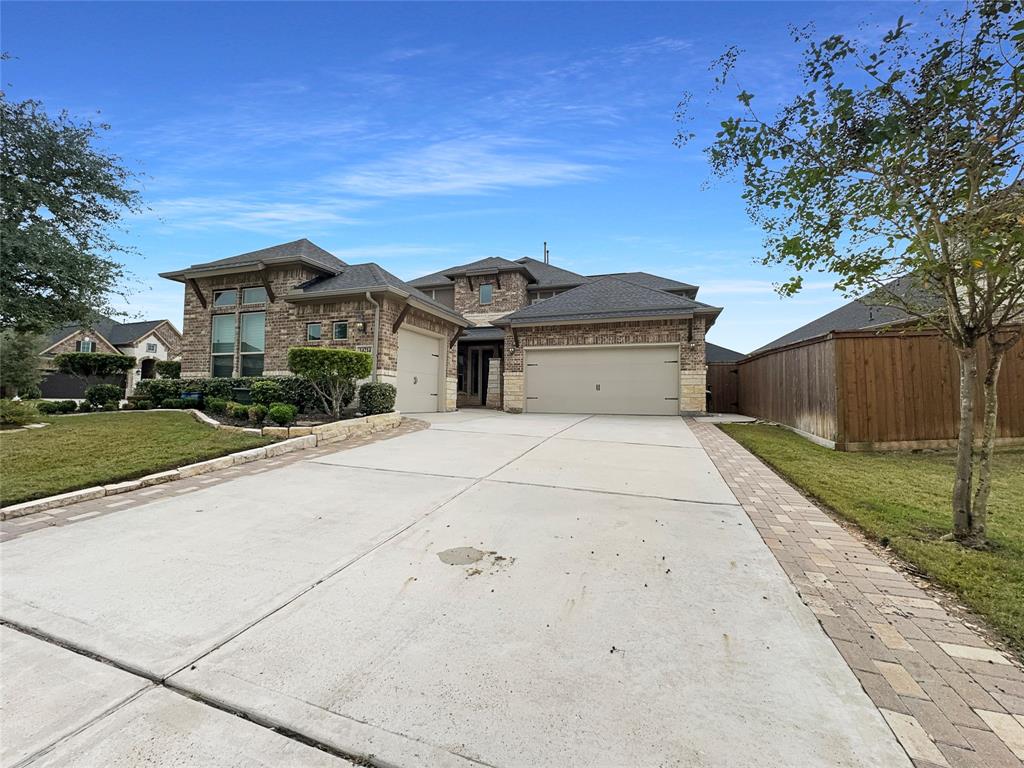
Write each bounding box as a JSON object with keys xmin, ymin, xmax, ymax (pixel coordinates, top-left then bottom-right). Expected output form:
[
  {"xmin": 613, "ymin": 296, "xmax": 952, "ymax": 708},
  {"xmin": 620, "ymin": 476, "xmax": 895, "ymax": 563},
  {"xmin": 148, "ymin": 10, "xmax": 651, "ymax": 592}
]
[{"xmin": 2, "ymin": 412, "xmax": 911, "ymax": 767}]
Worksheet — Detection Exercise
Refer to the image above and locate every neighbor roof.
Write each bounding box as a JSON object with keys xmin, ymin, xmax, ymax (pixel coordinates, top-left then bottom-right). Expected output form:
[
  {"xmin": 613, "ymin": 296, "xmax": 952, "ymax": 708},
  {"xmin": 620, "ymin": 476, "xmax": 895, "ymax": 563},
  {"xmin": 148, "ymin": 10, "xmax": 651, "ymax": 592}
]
[
  {"xmin": 494, "ymin": 276, "xmax": 720, "ymax": 326},
  {"xmin": 705, "ymin": 342, "xmax": 745, "ymax": 363},
  {"xmin": 160, "ymin": 239, "xmax": 346, "ymax": 280},
  {"xmin": 752, "ymin": 276, "xmax": 938, "ymax": 354},
  {"xmin": 45, "ymin": 317, "xmax": 175, "ymax": 352},
  {"xmin": 289, "ymin": 263, "xmax": 467, "ymax": 325}
]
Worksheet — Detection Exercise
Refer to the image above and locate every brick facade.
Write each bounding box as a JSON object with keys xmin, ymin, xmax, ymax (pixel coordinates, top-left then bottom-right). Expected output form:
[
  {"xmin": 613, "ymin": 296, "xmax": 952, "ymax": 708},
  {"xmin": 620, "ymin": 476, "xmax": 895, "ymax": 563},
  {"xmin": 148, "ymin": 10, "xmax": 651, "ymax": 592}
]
[
  {"xmin": 41, "ymin": 329, "xmax": 121, "ymax": 370},
  {"xmin": 501, "ymin": 317, "xmax": 707, "ymax": 413},
  {"xmin": 179, "ymin": 267, "xmax": 461, "ymax": 410},
  {"xmin": 453, "ymin": 273, "xmax": 528, "ymax": 320}
]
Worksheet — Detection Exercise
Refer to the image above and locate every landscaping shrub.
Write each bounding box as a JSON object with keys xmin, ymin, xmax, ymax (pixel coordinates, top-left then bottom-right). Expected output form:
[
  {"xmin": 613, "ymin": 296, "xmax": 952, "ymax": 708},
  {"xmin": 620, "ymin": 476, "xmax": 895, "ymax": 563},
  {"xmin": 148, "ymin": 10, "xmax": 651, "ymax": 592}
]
[
  {"xmin": 100, "ymin": 401, "xmax": 120, "ymax": 412},
  {"xmin": 120, "ymin": 401, "xmax": 136, "ymax": 410},
  {"xmin": 0, "ymin": 399, "xmax": 37, "ymax": 426},
  {"xmin": 249, "ymin": 379, "xmax": 284, "ymax": 407},
  {"xmin": 287, "ymin": 347, "xmax": 372, "ymax": 418},
  {"xmin": 206, "ymin": 397, "xmax": 227, "ymax": 415},
  {"xmin": 248, "ymin": 404, "xmax": 269, "ymax": 424},
  {"xmin": 228, "ymin": 402, "xmax": 250, "ymax": 420},
  {"xmin": 36, "ymin": 401, "xmax": 60, "ymax": 415},
  {"xmin": 160, "ymin": 398, "xmax": 189, "ymax": 409},
  {"xmin": 155, "ymin": 360, "xmax": 181, "ymax": 378},
  {"xmin": 56, "ymin": 400, "xmax": 78, "ymax": 414},
  {"xmin": 135, "ymin": 399, "xmax": 153, "ymax": 410},
  {"xmin": 85, "ymin": 383, "xmax": 122, "ymax": 406},
  {"xmin": 134, "ymin": 378, "xmax": 182, "ymax": 403},
  {"xmin": 274, "ymin": 376, "xmax": 319, "ymax": 413},
  {"xmin": 358, "ymin": 382, "xmax": 396, "ymax": 415},
  {"xmin": 268, "ymin": 402, "xmax": 298, "ymax": 426},
  {"xmin": 77, "ymin": 400, "xmax": 93, "ymax": 413}
]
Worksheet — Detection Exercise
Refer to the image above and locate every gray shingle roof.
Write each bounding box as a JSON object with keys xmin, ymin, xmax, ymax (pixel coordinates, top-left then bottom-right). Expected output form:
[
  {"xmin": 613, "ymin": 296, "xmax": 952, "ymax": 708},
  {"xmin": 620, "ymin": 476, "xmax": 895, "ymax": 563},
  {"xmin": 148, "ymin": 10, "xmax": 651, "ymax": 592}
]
[
  {"xmin": 495, "ymin": 277, "xmax": 720, "ymax": 325},
  {"xmin": 183, "ymin": 239, "xmax": 346, "ymax": 274},
  {"xmin": 294, "ymin": 263, "xmax": 464, "ymax": 322},
  {"xmin": 705, "ymin": 342, "xmax": 745, "ymax": 363},
  {"xmin": 47, "ymin": 317, "xmax": 170, "ymax": 349},
  {"xmin": 751, "ymin": 276, "xmax": 938, "ymax": 354},
  {"xmin": 589, "ymin": 271, "xmax": 698, "ymax": 295},
  {"xmin": 409, "ymin": 256, "xmax": 540, "ymax": 288},
  {"xmin": 515, "ymin": 257, "xmax": 588, "ymax": 288},
  {"xmin": 462, "ymin": 325, "xmax": 506, "ymax": 342}
]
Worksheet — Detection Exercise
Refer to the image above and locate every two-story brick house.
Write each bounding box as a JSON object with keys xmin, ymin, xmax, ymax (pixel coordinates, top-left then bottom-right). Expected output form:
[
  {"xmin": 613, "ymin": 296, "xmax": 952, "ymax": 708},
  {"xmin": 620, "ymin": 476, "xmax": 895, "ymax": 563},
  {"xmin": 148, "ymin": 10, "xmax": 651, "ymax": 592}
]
[{"xmin": 163, "ymin": 239, "xmax": 722, "ymax": 415}]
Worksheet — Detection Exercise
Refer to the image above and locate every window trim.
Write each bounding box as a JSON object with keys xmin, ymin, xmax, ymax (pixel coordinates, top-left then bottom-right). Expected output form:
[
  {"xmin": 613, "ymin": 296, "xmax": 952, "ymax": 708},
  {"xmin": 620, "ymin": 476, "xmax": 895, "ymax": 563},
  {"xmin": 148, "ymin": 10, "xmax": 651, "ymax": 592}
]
[
  {"xmin": 241, "ymin": 286, "xmax": 268, "ymax": 305},
  {"xmin": 479, "ymin": 283, "xmax": 494, "ymax": 305},
  {"xmin": 332, "ymin": 321, "xmax": 348, "ymax": 340},
  {"xmin": 145, "ymin": 342, "xmax": 158, "ymax": 353},
  {"xmin": 76, "ymin": 339, "xmax": 96, "ymax": 353},
  {"xmin": 306, "ymin": 322, "xmax": 322, "ymax": 342},
  {"xmin": 212, "ymin": 289, "xmax": 238, "ymax": 307}
]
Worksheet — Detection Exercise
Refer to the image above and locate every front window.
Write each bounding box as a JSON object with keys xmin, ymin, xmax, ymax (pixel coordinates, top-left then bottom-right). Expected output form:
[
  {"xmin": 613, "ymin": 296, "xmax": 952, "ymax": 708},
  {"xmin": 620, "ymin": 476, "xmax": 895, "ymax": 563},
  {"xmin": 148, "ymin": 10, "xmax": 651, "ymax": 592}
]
[
  {"xmin": 76, "ymin": 339, "xmax": 96, "ymax": 352},
  {"xmin": 239, "ymin": 312, "xmax": 265, "ymax": 376},
  {"xmin": 146, "ymin": 342, "xmax": 158, "ymax": 353},
  {"xmin": 242, "ymin": 286, "xmax": 268, "ymax": 304},
  {"xmin": 213, "ymin": 289, "xmax": 237, "ymax": 307},
  {"xmin": 306, "ymin": 322, "xmax": 322, "ymax": 341},
  {"xmin": 333, "ymin": 321, "xmax": 348, "ymax": 340},
  {"xmin": 211, "ymin": 314, "xmax": 236, "ymax": 377},
  {"xmin": 479, "ymin": 283, "xmax": 493, "ymax": 305}
]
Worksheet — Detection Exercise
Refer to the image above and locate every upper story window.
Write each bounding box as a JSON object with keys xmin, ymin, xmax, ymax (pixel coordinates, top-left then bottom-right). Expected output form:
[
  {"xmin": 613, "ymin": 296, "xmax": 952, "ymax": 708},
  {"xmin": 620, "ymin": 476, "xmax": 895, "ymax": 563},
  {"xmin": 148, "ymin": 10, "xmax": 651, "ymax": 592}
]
[
  {"xmin": 213, "ymin": 289, "xmax": 237, "ymax": 307},
  {"xmin": 146, "ymin": 342, "xmax": 158, "ymax": 353},
  {"xmin": 479, "ymin": 283, "xmax": 493, "ymax": 305},
  {"xmin": 76, "ymin": 339, "xmax": 96, "ymax": 352},
  {"xmin": 333, "ymin": 321, "xmax": 348, "ymax": 340},
  {"xmin": 242, "ymin": 287, "xmax": 268, "ymax": 304},
  {"xmin": 306, "ymin": 322, "xmax": 322, "ymax": 341}
]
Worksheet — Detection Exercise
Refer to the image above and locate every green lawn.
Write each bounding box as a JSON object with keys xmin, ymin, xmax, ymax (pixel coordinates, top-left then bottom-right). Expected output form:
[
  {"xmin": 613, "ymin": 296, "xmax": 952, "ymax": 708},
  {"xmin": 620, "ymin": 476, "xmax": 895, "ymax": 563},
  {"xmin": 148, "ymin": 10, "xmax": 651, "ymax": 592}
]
[
  {"xmin": 721, "ymin": 423, "xmax": 1024, "ymax": 656},
  {"xmin": 1, "ymin": 412, "xmax": 274, "ymax": 507}
]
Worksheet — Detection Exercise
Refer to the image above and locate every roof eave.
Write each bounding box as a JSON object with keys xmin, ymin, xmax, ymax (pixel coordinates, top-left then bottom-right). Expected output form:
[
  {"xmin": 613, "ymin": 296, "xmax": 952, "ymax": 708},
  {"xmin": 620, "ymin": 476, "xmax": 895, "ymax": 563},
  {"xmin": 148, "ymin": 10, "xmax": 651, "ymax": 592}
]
[
  {"xmin": 159, "ymin": 256, "xmax": 339, "ymax": 283},
  {"xmin": 284, "ymin": 285, "xmax": 468, "ymax": 327}
]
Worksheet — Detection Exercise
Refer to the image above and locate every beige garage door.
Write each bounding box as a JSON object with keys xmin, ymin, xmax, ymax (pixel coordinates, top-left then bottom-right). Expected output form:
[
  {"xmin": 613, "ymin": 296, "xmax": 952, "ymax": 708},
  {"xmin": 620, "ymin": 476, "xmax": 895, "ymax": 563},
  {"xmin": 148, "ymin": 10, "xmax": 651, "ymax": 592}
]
[
  {"xmin": 396, "ymin": 328, "xmax": 442, "ymax": 413},
  {"xmin": 524, "ymin": 346, "xmax": 679, "ymax": 415}
]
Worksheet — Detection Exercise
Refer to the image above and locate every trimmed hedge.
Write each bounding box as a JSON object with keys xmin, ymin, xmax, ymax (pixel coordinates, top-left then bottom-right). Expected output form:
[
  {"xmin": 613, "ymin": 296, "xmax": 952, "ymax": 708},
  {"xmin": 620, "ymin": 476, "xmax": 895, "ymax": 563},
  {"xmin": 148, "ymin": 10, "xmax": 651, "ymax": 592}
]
[
  {"xmin": 155, "ymin": 360, "xmax": 181, "ymax": 378},
  {"xmin": 77, "ymin": 400, "xmax": 93, "ymax": 413},
  {"xmin": 37, "ymin": 401, "xmax": 60, "ymax": 415},
  {"xmin": 160, "ymin": 398, "xmax": 189, "ymax": 409},
  {"xmin": 85, "ymin": 383, "xmax": 122, "ymax": 406},
  {"xmin": 358, "ymin": 382, "xmax": 397, "ymax": 415},
  {"xmin": 268, "ymin": 402, "xmax": 298, "ymax": 426},
  {"xmin": 134, "ymin": 376, "xmax": 319, "ymax": 413},
  {"xmin": 56, "ymin": 400, "xmax": 78, "ymax": 414}
]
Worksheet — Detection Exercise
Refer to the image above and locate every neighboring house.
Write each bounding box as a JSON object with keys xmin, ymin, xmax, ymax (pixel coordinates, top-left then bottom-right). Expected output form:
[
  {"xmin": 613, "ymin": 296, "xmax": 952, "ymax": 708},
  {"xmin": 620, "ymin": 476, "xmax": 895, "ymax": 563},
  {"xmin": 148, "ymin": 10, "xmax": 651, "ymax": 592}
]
[
  {"xmin": 40, "ymin": 316, "xmax": 183, "ymax": 398},
  {"xmin": 737, "ymin": 284, "xmax": 1023, "ymax": 449},
  {"xmin": 162, "ymin": 239, "xmax": 725, "ymax": 415},
  {"xmin": 159, "ymin": 239, "xmax": 468, "ymax": 414},
  {"xmin": 705, "ymin": 342, "xmax": 745, "ymax": 363}
]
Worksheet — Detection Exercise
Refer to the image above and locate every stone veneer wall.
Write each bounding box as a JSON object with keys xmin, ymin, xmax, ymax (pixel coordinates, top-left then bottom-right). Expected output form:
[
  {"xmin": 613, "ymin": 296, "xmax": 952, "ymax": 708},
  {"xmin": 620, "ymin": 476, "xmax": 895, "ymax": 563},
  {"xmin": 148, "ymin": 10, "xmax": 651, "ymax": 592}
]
[
  {"xmin": 502, "ymin": 317, "xmax": 707, "ymax": 413},
  {"xmin": 180, "ymin": 267, "xmax": 460, "ymax": 409}
]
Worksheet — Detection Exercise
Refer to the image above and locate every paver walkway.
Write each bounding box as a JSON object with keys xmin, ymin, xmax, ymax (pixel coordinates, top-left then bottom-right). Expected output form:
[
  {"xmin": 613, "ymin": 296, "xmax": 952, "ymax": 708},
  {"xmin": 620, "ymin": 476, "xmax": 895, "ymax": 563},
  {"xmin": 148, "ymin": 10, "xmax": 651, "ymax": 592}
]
[{"xmin": 690, "ymin": 419, "xmax": 1024, "ymax": 768}]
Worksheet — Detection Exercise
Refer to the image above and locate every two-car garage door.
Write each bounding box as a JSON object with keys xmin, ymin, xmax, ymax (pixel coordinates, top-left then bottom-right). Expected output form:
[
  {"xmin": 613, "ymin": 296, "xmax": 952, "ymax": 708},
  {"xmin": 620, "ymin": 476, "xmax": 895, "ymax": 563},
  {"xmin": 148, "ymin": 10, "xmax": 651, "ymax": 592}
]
[{"xmin": 524, "ymin": 345, "xmax": 679, "ymax": 415}]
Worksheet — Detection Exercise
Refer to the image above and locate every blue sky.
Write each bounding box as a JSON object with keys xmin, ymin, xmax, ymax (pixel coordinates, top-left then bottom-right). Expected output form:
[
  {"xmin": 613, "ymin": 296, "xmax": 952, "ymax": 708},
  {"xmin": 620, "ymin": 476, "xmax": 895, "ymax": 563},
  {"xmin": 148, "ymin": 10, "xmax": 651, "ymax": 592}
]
[{"xmin": 4, "ymin": 1, "xmax": 930, "ymax": 351}]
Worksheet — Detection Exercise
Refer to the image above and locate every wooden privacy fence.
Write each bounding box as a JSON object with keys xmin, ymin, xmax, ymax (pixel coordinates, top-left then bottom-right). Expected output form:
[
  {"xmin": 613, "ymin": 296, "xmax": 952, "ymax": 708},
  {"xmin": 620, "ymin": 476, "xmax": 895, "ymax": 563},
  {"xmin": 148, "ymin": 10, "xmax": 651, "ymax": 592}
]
[
  {"xmin": 707, "ymin": 362, "xmax": 740, "ymax": 413},
  {"xmin": 736, "ymin": 328, "xmax": 1024, "ymax": 451}
]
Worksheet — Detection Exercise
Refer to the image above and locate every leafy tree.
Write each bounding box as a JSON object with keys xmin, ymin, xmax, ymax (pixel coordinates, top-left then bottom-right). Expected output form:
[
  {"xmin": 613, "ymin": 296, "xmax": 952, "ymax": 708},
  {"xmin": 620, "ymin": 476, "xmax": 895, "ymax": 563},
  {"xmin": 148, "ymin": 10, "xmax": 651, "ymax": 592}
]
[
  {"xmin": 680, "ymin": 2, "xmax": 1024, "ymax": 546},
  {"xmin": 287, "ymin": 347, "xmax": 372, "ymax": 419},
  {"xmin": 54, "ymin": 352, "xmax": 134, "ymax": 391},
  {"xmin": 0, "ymin": 329, "xmax": 45, "ymax": 397},
  {"xmin": 1, "ymin": 80, "xmax": 141, "ymax": 333}
]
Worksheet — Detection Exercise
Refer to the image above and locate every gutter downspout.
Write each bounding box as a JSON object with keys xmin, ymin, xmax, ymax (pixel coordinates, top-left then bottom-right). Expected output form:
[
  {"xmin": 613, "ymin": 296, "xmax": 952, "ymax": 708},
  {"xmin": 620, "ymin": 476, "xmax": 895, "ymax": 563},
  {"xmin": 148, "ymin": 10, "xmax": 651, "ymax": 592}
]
[{"xmin": 365, "ymin": 291, "xmax": 380, "ymax": 382}]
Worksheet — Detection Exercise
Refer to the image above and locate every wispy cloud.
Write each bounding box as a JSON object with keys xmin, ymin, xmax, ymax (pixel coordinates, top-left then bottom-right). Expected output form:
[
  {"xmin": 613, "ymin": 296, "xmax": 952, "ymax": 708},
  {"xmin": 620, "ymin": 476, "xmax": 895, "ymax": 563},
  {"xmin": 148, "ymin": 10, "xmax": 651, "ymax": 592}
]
[
  {"xmin": 328, "ymin": 137, "xmax": 601, "ymax": 198},
  {"xmin": 143, "ymin": 196, "xmax": 369, "ymax": 232}
]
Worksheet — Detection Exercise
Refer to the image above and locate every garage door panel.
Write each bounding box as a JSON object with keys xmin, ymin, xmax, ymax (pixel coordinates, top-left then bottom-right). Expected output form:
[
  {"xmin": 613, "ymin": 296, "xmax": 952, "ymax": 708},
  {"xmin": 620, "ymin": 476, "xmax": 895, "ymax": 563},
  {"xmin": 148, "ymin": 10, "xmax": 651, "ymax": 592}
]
[
  {"xmin": 525, "ymin": 346, "xmax": 678, "ymax": 415},
  {"xmin": 396, "ymin": 329, "xmax": 441, "ymax": 413}
]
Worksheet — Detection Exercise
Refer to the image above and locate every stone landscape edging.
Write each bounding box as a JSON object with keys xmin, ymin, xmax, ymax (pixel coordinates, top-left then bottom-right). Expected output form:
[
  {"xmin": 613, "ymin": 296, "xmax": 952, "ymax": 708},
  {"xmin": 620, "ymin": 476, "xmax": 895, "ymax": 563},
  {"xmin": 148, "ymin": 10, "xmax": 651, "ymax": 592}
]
[{"xmin": 0, "ymin": 409, "xmax": 403, "ymax": 521}]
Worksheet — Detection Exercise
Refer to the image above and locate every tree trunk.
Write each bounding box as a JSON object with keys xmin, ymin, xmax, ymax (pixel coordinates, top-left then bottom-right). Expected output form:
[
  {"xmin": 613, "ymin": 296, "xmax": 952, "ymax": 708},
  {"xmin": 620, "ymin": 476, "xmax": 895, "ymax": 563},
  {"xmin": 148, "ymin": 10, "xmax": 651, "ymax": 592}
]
[
  {"xmin": 970, "ymin": 340, "xmax": 1006, "ymax": 546},
  {"xmin": 952, "ymin": 345, "xmax": 978, "ymax": 540}
]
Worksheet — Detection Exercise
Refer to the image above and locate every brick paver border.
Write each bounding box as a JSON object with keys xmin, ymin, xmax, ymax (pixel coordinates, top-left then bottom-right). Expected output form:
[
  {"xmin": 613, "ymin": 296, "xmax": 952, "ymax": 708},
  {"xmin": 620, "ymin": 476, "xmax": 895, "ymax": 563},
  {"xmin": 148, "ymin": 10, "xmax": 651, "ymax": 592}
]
[
  {"xmin": 0, "ymin": 418, "xmax": 428, "ymax": 543},
  {"xmin": 689, "ymin": 419, "xmax": 1024, "ymax": 768}
]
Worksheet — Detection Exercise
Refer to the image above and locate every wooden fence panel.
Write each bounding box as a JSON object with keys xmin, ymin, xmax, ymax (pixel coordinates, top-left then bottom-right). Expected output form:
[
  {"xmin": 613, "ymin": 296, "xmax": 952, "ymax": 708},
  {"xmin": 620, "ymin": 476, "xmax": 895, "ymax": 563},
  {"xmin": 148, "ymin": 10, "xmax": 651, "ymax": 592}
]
[
  {"xmin": 707, "ymin": 362, "xmax": 740, "ymax": 413},
  {"xmin": 738, "ymin": 339, "xmax": 838, "ymax": 443}
]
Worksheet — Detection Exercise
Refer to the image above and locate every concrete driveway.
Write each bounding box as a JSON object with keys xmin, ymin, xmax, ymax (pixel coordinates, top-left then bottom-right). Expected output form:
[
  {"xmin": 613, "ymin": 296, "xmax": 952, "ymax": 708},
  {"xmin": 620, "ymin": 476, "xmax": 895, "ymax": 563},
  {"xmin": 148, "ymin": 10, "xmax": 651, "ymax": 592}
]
[{"xmin": 1, "ymin": 412, "xmax": 910, "ymax": 767}]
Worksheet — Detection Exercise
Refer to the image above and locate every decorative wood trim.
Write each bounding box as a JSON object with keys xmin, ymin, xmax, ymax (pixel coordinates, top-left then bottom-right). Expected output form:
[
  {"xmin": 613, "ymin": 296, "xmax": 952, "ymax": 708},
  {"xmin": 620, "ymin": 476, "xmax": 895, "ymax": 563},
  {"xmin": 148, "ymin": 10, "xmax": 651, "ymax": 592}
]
[
  {"xmin": 392, "ymin": 303, "xmax": 411, "ymax": 333},
  {"xmin": 258, "ymin": 268, "xmax": 276, "ymax": 303},
  {"xmin": 188, "ymin": 278, "xmax": 207, "ymax": 309},
  {"xmin": 449, "ymin": 327, "xmax": 464, "ymax": 348}
]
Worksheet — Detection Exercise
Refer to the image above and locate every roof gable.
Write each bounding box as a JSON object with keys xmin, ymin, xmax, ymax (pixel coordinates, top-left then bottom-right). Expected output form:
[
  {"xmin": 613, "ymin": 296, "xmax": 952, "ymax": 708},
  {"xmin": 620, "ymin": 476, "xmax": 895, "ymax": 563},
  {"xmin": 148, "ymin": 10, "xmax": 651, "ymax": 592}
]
[
  {"xmin": 515, "ymin": 257, "xmax": 588, "ymax": 288},
  {"xmin": 162, "ymin": 239, "xmax": 345, "ymax": 280}
]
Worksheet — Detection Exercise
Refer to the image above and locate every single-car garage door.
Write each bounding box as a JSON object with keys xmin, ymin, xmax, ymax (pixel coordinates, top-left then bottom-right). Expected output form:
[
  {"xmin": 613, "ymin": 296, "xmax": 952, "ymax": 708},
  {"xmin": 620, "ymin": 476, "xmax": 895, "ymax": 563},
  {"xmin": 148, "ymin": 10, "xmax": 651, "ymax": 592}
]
[
  {"xmin": 525, "ymin": 345, "xmax": 679, "ymax": 415},
  {"xmin": 396, "ymin": 328, "xmax": 442, "ymax": 413}
]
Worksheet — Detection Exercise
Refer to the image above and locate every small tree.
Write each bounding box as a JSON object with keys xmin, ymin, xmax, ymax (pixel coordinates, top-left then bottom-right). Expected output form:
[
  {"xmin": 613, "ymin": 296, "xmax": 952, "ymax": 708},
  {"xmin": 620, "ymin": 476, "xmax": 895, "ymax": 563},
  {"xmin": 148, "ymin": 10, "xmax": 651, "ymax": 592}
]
[
  {"xmin": 679, "ymin": 1, "xmax": 1024, "ymax": 546},
  {"xmin": 54, "ymin": 352, "xmax": 134, "ymax": 392},
  {"xmin": 1, "ymin": 82, "xmax": 142, "ymax": 333},
  {"xmin": 0, "ymin": 329, "xmax": 45, "ymax": 397},
  {"xmin": 155, "ymin": 360, "xmax": 181, "ymax": 379},
  {"xmin": 287, "ymin": 347, "xmax": 373, "ymax": 419}
]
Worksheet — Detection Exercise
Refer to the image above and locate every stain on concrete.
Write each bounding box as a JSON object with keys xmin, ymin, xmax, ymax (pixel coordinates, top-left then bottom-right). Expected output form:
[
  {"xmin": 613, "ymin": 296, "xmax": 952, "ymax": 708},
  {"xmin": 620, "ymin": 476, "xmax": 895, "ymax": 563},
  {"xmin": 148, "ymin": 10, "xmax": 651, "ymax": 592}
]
[{"xmin": 438, "ymin": 547, "xmax": 487, "ymax": 565}]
